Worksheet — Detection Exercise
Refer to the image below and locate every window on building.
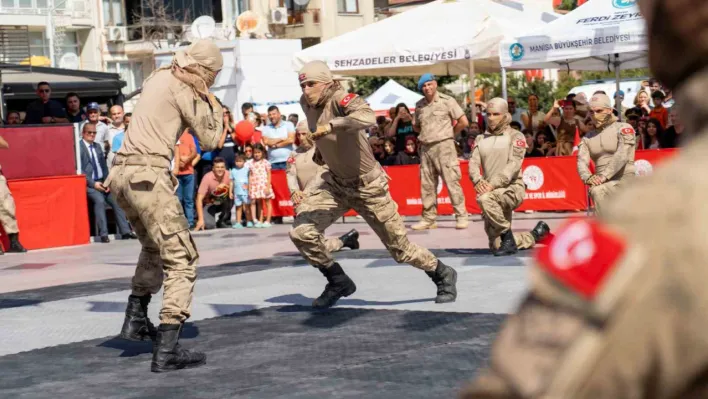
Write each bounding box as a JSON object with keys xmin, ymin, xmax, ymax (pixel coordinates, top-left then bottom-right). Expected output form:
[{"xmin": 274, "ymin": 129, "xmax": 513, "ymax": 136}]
[
  {"xmin": 103, "ymin": 0, "xmax": 126, "ymax": 25},
  {"xmin": 337, "ymin": 0, "xmax": 358, "ymax": 14},
  {"xmin": 107, "ymin": 61, "xmax": 144, "ymax": 94},
  {"xmin": 28, "ymin": 31, "xmax": 81, "ymax": 61}
]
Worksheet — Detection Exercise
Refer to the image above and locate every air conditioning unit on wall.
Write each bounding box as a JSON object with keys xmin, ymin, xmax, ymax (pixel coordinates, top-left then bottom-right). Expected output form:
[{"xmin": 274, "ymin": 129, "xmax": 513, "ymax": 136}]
[
  {"xmin": 271, "ymin": 7, "xmax": 288, "ymax": 24},
  {"xmin": 106, "ymin": 26, "xmax": 127, "ymax": 42}
]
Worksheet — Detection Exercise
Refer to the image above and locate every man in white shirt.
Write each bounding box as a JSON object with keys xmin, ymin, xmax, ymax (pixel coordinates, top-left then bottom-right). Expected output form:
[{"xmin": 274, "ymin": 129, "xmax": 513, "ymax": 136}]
[
  {"xmin": 81, "ymin": 102, "xmax": 111, "ymax": 154},
  {"xmin": 261, "ymin": 105, "xmax": 296, "ymax": 170},
  {"xmin": 106, "ymin": 105, "xmax": 126, "ymax": 167}
]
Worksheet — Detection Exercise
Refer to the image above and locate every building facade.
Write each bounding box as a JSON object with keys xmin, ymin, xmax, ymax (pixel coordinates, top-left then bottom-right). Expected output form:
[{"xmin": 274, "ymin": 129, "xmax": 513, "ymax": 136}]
[{"xmin": 0, "ymin": 0, "xmax": 101, "ymax": 70}]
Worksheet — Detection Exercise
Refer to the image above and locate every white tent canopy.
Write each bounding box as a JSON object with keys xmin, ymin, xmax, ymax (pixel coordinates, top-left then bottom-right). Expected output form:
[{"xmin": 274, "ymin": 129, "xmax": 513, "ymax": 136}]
[
  {"xmin": 292, "ymin": 0, "xmax": 558, "ymax": 76},
  {"xmin": 500, "ymin": 0, "xmax": 647, "ymax": 71},
  {"xmin": 365, "ymin": 79, "xmax": 423, "ymax": 116}
]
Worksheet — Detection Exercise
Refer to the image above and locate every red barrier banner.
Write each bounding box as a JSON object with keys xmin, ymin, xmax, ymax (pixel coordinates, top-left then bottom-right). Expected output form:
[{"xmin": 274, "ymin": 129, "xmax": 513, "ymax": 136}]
[
  {"xmin": 270, "ymin": 149, "xmax": 679, "ymax": 217},
  {"xmin": 0, "ymin": 125, "xmax": 77, "ymax": 179},
  {"xmin": 517, "ymin": 157, "xmax": 587, "ymax": 211},
  {"xmin": 0, "ymin": 175, "xmax": 90, "ymax": 250},
  {"xmin": 634, "ymin": 148, "xmax": 677, "ymax": 175}
]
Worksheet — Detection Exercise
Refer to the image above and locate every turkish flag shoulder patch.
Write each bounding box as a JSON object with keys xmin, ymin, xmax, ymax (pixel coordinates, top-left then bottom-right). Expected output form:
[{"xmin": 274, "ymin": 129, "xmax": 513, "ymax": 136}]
[
  {"xmin": 340, "ymin": 93, "xmax": 357, "ymax": 107},
  {"xmin": 621, "ymin": 127, "xmax": 635, "ymax": 135},
  {"xmin": 287, "ymin": 156, "xmax": 296, "ymax": 164},
  {"xmin": 514, "ymin": 138, "xmax": 527, "ymax": 148},
  {"xmin": 535, "ymin": 219, "xmax": 627, "ymax": 300}
]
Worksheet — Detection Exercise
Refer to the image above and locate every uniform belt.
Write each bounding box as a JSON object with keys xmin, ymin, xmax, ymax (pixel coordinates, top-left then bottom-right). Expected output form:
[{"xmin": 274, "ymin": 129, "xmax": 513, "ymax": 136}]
[
  {"xmin": 331, "ymin": 166, "xmax": 384, "ymax": 187},
  {"xmin": 114, "ymin": 154, "xmax": 171, "ymax": 169}
]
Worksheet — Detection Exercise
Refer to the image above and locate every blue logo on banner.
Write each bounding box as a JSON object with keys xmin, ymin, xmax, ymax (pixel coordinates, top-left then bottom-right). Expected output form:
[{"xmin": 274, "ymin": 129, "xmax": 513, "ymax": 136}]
[
  {"xmin": 612, "ymin": 0, "xmax": 635, "ymax": 9},
  {"xmin": 509, "ymin": 43, "xmax": 525, "ymax": 61}
]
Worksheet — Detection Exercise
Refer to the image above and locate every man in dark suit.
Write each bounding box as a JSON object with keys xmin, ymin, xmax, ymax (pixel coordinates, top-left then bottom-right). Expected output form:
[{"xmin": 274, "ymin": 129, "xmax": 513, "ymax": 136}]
[{"xmin": 80, "ymin": 123, "xmax": 135, "ymax": 242}]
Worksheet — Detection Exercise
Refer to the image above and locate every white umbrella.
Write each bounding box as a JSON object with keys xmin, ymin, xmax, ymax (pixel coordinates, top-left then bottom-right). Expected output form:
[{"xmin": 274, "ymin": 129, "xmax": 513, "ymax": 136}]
[
  {"xmin": 365, "ymin": 79, "xmax": 423, "ymax": 116},
  {"xmin": 500, "ymin": 0, "xmax": 647, "ymax": 117},
  {"xmin": 293, "ymin": 0, "xmax": 556, "ymax": 76}
]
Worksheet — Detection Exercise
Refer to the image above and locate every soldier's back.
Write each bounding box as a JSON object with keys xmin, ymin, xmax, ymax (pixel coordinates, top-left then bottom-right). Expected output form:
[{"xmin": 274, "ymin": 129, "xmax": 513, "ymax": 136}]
[{"xmin": 118, "ymin": 70, "xmax": 187, "ymax": 160}]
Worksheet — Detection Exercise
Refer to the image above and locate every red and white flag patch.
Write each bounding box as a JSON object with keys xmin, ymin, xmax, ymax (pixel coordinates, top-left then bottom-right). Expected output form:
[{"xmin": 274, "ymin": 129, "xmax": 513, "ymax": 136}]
[
  {"xmin": 298, "ymin": 73, "xmax": 307, "ymax": 82},
  {"xmin": 621, "ymin": 127, "xmax": 635, "ymax": 135},
  {"xmin": 514, "ymin": 138, "xmax": 527, "ymax": 148},
  {"xmin": 535, "ymin": 219, "xmax": 626, "ymax": 299},
  {"xmin": 340, "ymin": 93, "xmax": 357, "ymax": 107}
]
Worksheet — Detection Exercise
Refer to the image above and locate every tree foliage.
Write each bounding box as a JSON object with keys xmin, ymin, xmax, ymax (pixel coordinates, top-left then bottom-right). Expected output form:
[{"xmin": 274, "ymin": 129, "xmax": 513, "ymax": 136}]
[
  {"xmin": 475, "ymin": 68, "xmax": 650, "ymax": 111},
  {"xmin": 351, "ymin": 76, "xmax": 458, "ymax": 98}
]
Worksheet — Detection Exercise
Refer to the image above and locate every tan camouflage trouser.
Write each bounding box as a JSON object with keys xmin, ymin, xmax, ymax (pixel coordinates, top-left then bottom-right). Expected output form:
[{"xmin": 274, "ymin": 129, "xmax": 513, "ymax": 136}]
[
  {"xmin": 294, "ymin": 207, "xmax": 344, "ymax": 253},
  {"xmin": 290, "ymin": 168, "xmax": 438, "ymax": 271},
  {"xmin": 324, "ymin": 238, "xmax": 343, "ymax": 253},
  {"xmin": 419, "ymin": 139, "xmax": 467, "ymax": 223},
  {"xmin": 0, "ymin": 175, "xmax": 18, "ymax": 235},
  {"xmin": 477, "ymin": 184, "xmax": 535, "ymax": 250},
  {"xmin": 590, "ymin": 180, "xmax": 620, "ymax": 217},
  {"xmin": 109, "ymin": 156, "xmax": 199, "ymax": 325}
]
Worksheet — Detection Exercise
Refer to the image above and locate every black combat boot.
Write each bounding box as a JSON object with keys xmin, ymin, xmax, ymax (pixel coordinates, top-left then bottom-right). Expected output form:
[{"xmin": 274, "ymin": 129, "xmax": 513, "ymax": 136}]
[
  {"xmin": 7, "ymin": 233, "xmax": 26, "ymax": 253},
  {"xmin": 151, "ymin": 323, "xmax": 206, "ymax": 373},
  {"xmin": 495, "ymin": 230, "xmax": 518, "ymax": 257},
  {"xmin": 312, "ymin": 263, "xmax": 357, "ymax": 309},
  {"xmin": 119, "ymin": 294, "xmax": 157, "ymax": 342},
  {"xmin": 339, "ymin": 229, "xmax": 360, "ymax": 250},
  {"xmin": 425, "ymin": 260, "xmax": 458, "ymax": 303},
  {"xmin": 531, "ymin": 221, "xmax": 551, "ymax": 242}
]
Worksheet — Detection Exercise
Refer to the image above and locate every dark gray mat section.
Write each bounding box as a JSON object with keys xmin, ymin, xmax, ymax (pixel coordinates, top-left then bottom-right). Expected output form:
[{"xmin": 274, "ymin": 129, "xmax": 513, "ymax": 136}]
[
  {"xmin": 0, "ymin": 248, "xmax": 526, "ymax": 307},
  {"xmin": 0, "ymin": 306, "xmax": 503, "ymax": 399}
]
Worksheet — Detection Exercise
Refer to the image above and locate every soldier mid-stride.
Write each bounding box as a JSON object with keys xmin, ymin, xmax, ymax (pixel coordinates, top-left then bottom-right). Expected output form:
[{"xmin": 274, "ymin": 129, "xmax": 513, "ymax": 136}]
[
  {"xmin": 468, "ymin": 98, "xmax": 550, "ymax": 256},
  {"xmin": 109, "ymin": 40, "xmax": 224, "ymax": 372},
  {"xmin": 461, "ymin": 0, "xmax": 708, "ymax": 397},
  {"xmin": 286, "ymin": 120, "xmax": 360, "ymax": 253},
  {"xmin": 577, "ymin": 93, "xmax": 637, "ymax": 216},
  {"xmin": 290, "ymin": 61, "xmax": 458, "ymax": 308}
]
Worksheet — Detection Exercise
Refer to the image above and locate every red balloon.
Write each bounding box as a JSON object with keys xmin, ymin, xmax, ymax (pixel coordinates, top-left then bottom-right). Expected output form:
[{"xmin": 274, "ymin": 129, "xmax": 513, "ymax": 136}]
[{"xmin": 235, "ymin": 120, "xmax": 254, "ymax": 145}]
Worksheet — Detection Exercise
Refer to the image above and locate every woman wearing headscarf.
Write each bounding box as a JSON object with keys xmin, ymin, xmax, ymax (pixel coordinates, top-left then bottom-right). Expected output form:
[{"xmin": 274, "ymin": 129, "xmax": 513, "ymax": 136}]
[
  {"xmin": 468, "ymin": 98, "xmax": 550, "ymax": 257},
  {"xmin": 576, "ymin": 93, "xmax": 637, "ymax": 216},
  {"xmin": 110, "ymin": 39, "xmax": 224, "ymax": 373},
  {"xmin": 285, "ymin": 120, "xmax": 359, "ymax": 253}
]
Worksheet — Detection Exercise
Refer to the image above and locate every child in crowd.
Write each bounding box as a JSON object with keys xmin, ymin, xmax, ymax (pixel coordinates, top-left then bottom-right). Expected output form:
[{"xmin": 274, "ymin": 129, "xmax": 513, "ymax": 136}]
[
  {"xmin": 230, "ymin": 153, "xmax": 253, "ymax": 228},
  {"xmin": 248, "ymin": 143, "xmax": 274, "ymax": 228},
  {"xmin": 649, "ymin": 91, "xmax": 669, "ymax": 129}
]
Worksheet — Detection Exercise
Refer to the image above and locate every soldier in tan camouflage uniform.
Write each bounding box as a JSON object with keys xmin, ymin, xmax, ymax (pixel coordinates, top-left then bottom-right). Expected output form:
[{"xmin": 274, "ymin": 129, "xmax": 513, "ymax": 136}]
[
  {"xmin": 109, "ymin": 39, "xmax": 224, "ymax": 372},
  {"xmin": 290, "ymin": 61, "xmax": 458, "ymax": 308},
  {"xmin": 577, "ymin": 93, "xmax": 637, "ymax": 216},
  {"xmin": 286, "ymin": 120, "xmax": 359, "ymax": 253},
  {"xmin": 461, "ymin": 0, "xmax": 708, "ymax": 397},
  {"xmin": 468, "ymin": 98, "xmax": 550, "ymax": 257},
  {"xmin": 411, "ymin": 73, "xmax": 469, "ymax": 231},
  {"xmin": 0, "ymin": 135, "xmax": 27, "ymax": 255}
]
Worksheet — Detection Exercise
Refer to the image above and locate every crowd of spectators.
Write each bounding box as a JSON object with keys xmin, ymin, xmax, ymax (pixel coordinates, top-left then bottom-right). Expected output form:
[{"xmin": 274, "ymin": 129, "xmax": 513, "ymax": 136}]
[{"xmin": 11, "ymin": 76, "xmax": 684, "ymax": 240}]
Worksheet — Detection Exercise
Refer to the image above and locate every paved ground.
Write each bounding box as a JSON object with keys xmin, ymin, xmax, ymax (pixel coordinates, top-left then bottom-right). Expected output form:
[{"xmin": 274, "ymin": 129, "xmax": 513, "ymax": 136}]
[{"xmin": 0, "ymin": 213, "xmax": 577, "ymax": 399}]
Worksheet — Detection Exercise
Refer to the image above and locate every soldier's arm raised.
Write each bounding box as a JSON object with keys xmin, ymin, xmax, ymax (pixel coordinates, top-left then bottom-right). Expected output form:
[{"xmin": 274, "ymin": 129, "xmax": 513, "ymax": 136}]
[
  {"xmin": 175, "ymin": 89, "xmax": 224, "ymax": 152},
  {"xmin": 468, "ymin": 137, "xmax": 483, "ymax": 185},
  {"xmin": 577, "ymin": 140, "xmax": 593, "ymax": 182},
  {"xmin": 600, "ymin": 126, "xmax": 636, "ymax": 181},
  {"xmin": 489, "ymin": 132, "xmax": 525, "ymax": 189},
  {"xmin": 329, "ymin": 94, "xmax": 375, "ymax": 131}
]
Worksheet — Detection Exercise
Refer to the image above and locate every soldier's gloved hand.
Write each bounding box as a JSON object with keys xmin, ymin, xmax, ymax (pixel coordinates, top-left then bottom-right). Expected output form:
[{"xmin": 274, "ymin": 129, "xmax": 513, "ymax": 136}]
[
  {"xmin": 475, "ymin": 180, "xmax": 493, "ymax": 194},
  {"xmin": 310, "ymin": 124, "xmax": 332, "ymax": 141},
  {"xmin": 291, "ymin": 190, "xmax": 304, "ymax": 206}
]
